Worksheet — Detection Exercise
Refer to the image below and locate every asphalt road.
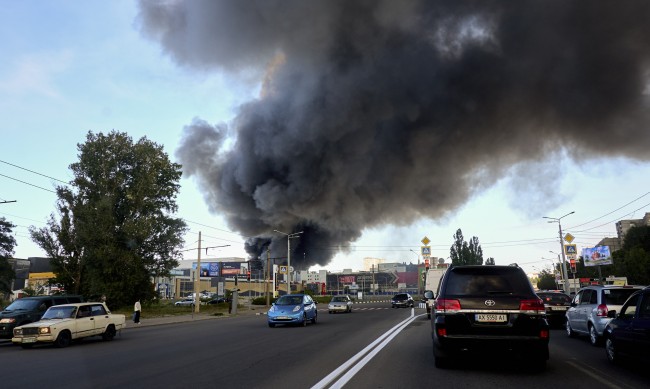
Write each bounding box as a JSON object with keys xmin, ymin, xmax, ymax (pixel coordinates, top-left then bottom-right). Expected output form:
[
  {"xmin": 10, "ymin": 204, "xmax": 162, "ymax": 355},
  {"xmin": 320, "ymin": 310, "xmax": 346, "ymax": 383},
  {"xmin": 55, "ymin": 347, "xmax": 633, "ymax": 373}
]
[{"xmin": 0, "ymin": 302, "xmax": 648, "ymax": 389}]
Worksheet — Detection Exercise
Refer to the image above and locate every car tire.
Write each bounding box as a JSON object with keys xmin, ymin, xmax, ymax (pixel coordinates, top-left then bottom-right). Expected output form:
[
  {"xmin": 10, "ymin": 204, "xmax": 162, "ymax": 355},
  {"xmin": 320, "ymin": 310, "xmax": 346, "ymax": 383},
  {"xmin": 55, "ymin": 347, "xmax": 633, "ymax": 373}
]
[
  {"xmin": 566, "ymin": 320, "xmax": 576, "ymax": 338},
  {"xmin": 54, "ymin": 331, "xmax": 71, "ymax": 348},
  {"xmin": 328, "ymin": 311, "xmax": 332, "ymax": 314},
  {"xmin": 268, "ymin": 323, "xmax": 275, "ymax": 328},
  {"xmin": 605, "ymin": 336, "xmax": 621, "ymax": 364},
  {"xmin": 311, "ymin": 313, "xmax": 317, "ymax": 324},
  {"xmin": 302, "ymin": 314, "xmax": 307, "ymax": 327},
  {"xmin": 434, "ymin": 355, "xmax": 451, "ymax": 369},
  {"xmin": 102, "ymin": 325, "xmax": 116, "ymax": 341},
  {"xmin": 589, "ymin": 324, "xmax": 602, "ymax": 346}
]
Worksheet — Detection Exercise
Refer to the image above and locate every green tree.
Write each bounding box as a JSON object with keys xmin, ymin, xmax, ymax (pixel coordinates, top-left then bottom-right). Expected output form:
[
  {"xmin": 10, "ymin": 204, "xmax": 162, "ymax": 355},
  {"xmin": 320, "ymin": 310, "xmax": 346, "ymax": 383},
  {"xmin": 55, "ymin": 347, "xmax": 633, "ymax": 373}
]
[
  {"xmin": 450, "ymin": 228, "xmax": 484, "ymax": 265},
  {"xmin": 612, "ymin": 226, "xmax": 650, "ymax": 285},
  {"xmin": 536, "ymin": 270, "xmax": 557, "ymax": 290},
  {"xmin": 30, "ymin": 131, "xmax": 187, "ymax": 307},
  {"xmin": 0, "ymin": 217, "xmax": 17, "ymax": 295},
  {"xmin": 485, "ymin": 257, "xmax": 495, "ymax": 265}
]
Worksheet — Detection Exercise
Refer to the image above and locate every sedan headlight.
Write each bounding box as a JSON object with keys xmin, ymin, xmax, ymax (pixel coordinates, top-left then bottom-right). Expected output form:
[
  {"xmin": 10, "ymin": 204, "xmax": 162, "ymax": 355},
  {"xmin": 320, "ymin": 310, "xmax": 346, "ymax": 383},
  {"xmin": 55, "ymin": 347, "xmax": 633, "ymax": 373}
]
[
  {"xmin": 13, "ymin": 328, "xmax": 22, "ymax": 336},
  {"xmin": 0, "ymin": 318, "xmax": 16, "ymax": 324},
  {"xmin": 292, "ymin": 305, "xmax": 301, "ymax": 312},
  {"xmin": 328, "ymin": 304, "xmax": 334, "ymax": 309},
  {"xmin": 39, "ymin": 327, "xmax": 51, "ymax": 335},
  {"xmin": 268, "ymin": 306, "xmax": 276, "ymax": 313}
]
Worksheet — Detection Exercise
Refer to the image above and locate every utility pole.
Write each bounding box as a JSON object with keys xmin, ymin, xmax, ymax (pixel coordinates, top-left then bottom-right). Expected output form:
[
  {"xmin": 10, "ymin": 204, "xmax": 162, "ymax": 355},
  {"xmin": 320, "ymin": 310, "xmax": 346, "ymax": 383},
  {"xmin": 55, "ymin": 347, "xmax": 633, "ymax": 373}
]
[
  {"xmin": 274, "ymin": 230, "xmax": 303, "ymax": 296},
  {"xmin": 265, "ymin": 247, "xmax": 271, "ymax": 307},
  {"xmin": 194, "ymin": 231, "xmax": 201, "ymax": 314},
  {"xmin": 543, "ymin": 212, "xmax": 574, "ymax": 295}
]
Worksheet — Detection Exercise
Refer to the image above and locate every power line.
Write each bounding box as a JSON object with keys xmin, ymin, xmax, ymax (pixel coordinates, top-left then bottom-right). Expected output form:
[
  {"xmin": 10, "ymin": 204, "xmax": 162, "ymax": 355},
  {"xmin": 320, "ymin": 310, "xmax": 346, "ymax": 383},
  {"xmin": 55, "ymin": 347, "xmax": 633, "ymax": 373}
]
[
  {"xmin": 0, "ymin": 159, "xmax": 69, "ymax": 184},
  {"xmin": 0, "ymin": 173, "xmax": 57, "ymax": 193}
]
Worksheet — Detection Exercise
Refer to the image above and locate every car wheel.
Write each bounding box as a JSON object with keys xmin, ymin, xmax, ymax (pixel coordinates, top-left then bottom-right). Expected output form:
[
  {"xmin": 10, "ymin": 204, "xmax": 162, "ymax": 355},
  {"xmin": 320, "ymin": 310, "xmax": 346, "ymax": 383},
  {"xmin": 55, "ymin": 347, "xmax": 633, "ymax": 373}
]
[
  {"xmin": 328, "ymin": 310, "xmax": 332, "ymax": 314},
  {"xmin": 589, "ymin": 324, "xmax": 602, "ymax": 346},
  {"xmin": 427, "ymin": 313, "xmax": 431, "ymax": 319},
  {"xmin": 302, "ymin": 314, "xmax": 307, "ymax": 327},
  {"xmin": 605, "ymin": 336, "xmax": 621, "ymax": 364},
  {"xmin": 102, "ymin": 325, "xmax": 116, "ymax": 341},
  {"xmin": 434, "ymin": 355, "xmax": 451, "ymax": 369},
  {"xmin": 268, "ymin": 323, "xmax": 275, "ymax": 328},
  {"xmin": 311, "ymin": 313, "xmax": 317, "ymax": 324},
  {"xmin": 566, "ymin": 320, "xmax": 576, "ymax": 338},
  {"xmin": 54, "ymin": 331, "xmax": 71, "ymax": 348}
]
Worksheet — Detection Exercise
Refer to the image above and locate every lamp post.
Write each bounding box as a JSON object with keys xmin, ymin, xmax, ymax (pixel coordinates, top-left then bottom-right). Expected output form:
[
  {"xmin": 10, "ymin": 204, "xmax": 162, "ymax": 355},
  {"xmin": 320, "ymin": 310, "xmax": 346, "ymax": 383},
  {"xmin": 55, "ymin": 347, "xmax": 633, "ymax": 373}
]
[
  {"xmin": 409, "ymin": 249, "xmax": 420, "ymax": 265},
  {"xmin": 274, "ymin": 229, "xmax": 304, "ymax": 296},
  {"xmin": 543, "ymin": 211, "xmax": 574, "ymax": 295}
]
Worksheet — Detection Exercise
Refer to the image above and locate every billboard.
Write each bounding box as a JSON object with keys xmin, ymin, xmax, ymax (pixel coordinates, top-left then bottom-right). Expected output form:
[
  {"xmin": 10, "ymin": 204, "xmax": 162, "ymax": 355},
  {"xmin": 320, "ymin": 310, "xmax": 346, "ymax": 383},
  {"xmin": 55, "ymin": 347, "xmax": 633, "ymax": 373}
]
[
  {"xmin": 581, "ymin": 246, "xmax": 613, "ymax": 267},
  {"xmin": 192, "ymin": 262, "xmax": 221, "ymax": 277},
  {"xmin": 221, "ymin": 262, "xmax": 243, "ymax": 275}
]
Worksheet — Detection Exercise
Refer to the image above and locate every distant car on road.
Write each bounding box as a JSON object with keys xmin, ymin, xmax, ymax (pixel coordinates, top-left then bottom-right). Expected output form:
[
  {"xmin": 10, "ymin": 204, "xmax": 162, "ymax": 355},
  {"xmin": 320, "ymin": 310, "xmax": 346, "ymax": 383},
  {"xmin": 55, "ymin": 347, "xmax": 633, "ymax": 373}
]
[
  {"xmin": 267, "ymin": 294, "xmax": 317, "ymax": 327},
  {"xmin": 566, "ymin": 285, "xmax": 644, "ymax": 346},
  {"xmin": 391, "ymin": 293, "xmax": 414, "ymax": 308},
  {"xmin": 207, "ymin": 298, "xmax": 230, "ymax": 305},
  {"xmin": 603, "ymin": 286, "xmax": 650, "ymax": 364},
  {"xmin": 537, "ymin": 290, "xmax": 571, "ymax": 328},
  {"xmin": 328, "ymin": 295, "xmax": 352, "ymax": 313},
  {"xmin": 175, "ymin": 298, "xmax": 195, "ymax": 306}
]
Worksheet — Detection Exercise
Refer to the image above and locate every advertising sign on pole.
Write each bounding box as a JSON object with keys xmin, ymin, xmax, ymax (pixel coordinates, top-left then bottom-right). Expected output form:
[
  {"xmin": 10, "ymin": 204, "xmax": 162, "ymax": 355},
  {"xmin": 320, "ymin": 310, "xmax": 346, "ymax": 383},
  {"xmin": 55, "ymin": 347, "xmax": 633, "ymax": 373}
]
[{"xmin": 581, "ymin": 246, "xmax": 613, "ymax": 267}]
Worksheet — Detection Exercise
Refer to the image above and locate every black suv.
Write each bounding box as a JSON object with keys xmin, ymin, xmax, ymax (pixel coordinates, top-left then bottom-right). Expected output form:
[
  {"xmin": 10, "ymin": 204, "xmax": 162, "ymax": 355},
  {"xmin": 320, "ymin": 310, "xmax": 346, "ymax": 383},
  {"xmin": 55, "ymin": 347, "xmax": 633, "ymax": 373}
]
[
  {"xmin": 391, "ymin": 293, "xmax": 414, "ymax": 308},
  {"xmin": 0, "ymin": 295, "xmax": 83, "ymax": 338},
  {"xmin": 431, "ymin": 265, "xmax": 549, "ymax": 369}
]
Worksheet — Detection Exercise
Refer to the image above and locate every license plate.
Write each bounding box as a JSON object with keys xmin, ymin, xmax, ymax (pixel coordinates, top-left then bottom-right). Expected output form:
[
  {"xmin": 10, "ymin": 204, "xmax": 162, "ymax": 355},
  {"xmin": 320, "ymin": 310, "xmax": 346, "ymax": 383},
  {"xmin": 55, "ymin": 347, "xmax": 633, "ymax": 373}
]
[
  {"xmin": 551, "ymin": 306, "xmax": 567, "ymax": 311},
  {"xmin": 276, "ymin": 316, "xmax": 290, "ymax": 320},
  {"xmin": 22, "ymin": 337, "xmax": 37, "ymax": 343},
  {"xmin": 475, "ymin": 314, "xmax": 507, "ymax": 322}
]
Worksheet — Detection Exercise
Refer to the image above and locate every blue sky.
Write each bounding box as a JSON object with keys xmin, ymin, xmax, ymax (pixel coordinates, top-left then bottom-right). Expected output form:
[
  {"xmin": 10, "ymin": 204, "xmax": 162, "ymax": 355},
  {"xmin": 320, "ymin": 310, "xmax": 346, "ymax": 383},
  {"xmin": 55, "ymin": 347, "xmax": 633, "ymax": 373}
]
[{"xmin": 2, "ymin": 1, "xmax": 650, "ymax": 275}]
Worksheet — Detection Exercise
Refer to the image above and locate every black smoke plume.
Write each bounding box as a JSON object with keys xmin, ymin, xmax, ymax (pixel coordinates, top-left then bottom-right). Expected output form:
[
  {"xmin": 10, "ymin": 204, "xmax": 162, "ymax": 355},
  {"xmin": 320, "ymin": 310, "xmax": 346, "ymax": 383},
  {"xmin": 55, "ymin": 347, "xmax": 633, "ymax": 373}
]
[{"xmin": 137, "ymin": 1, "xmax": 650, "ymax": 269}]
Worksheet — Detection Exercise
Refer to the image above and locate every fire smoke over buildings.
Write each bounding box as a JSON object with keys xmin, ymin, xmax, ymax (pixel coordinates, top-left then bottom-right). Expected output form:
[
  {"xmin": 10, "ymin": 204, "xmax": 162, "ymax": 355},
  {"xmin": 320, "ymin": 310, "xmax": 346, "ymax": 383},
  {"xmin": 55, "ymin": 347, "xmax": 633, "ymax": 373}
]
[{"xmin": 137, "ymin": 1, "xmax": 650, "ymax": 268}]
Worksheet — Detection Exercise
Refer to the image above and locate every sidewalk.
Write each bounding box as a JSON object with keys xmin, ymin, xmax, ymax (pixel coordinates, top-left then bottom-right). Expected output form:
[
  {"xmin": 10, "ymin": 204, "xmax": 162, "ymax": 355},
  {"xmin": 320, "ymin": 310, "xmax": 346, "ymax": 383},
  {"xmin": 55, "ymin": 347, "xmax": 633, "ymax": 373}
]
[{"xmin": 126, "ymin": 305, "xmax": 267, "ymax": 329}]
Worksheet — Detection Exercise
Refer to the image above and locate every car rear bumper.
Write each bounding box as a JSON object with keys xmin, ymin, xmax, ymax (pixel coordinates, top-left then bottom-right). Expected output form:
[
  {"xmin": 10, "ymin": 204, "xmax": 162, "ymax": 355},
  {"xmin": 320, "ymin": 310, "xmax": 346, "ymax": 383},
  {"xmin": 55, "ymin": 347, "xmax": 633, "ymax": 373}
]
[{"xmin": 434, "ymin": 334, "xmax": 549, "ymax": 359}]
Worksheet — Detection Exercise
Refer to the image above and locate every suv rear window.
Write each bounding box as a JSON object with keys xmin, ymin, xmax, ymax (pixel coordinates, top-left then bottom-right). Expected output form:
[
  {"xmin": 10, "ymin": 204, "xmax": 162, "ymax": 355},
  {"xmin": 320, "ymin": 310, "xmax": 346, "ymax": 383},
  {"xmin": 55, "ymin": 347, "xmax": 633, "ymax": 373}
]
[
  {"xmin": 444, "ymin": 267, "xmax": 533, "ymax": 296},
  {"xmin": 603, "ymin": 288, "xmax": 640, "ymax": 305},
  {"xmin": 538, "ymin": 293, "xmax": 571, "ymax": 304}
]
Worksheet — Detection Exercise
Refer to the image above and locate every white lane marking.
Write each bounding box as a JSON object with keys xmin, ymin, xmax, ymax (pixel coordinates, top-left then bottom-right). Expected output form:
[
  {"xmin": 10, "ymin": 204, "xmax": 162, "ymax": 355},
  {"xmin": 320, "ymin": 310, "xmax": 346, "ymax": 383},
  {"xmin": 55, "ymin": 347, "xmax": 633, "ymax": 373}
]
[{"xmin": 311, "ymin": 310, "xmax": 423, "ymax": 389}]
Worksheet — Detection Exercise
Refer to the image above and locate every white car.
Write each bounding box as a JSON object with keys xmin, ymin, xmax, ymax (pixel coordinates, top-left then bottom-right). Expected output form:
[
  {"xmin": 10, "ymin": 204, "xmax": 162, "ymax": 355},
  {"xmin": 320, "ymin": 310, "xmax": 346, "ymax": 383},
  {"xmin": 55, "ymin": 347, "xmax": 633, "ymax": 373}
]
[
  {"xmin": 175, "ymin": 298, "xmax": 195, "ymax": 306},
  {"xmin": 328, "ymin": 295, "xmax": 353, "ymax": 313},
  {"xmin": 12, "ymin": 302, "xmax": 125, "ymax": 349}
]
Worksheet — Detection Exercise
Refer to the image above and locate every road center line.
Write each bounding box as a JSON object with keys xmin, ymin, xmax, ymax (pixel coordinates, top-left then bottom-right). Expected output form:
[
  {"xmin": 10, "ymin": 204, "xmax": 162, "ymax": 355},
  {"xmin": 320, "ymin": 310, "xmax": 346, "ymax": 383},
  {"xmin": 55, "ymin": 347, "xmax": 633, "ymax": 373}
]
[{"xmin": 311, "ymin": 309, "xmax": 423, "ymax": 389}]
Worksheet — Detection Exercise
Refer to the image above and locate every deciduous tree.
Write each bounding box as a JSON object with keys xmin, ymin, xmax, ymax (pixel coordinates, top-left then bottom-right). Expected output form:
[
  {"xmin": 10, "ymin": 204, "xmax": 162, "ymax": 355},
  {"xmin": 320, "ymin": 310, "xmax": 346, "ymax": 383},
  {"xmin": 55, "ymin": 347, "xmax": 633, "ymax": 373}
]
[
  {"xmin": 31, "ymin": 131, "xmax": 187, "ymax": 307},
  {"xmin": 450, "ymin": 228, "xmax": 484, "ymax": 265},
  {"xmin": 0, "ymin": 217, "xmax": 17, "ymax": 295}
]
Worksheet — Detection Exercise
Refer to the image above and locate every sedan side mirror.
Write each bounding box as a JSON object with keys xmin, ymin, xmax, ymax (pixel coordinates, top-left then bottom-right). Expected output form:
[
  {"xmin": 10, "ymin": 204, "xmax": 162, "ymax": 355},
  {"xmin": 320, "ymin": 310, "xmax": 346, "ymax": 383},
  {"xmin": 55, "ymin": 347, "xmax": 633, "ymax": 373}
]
[{"xmin": 607, "ymin": 310, "xmax": 616, "ymax": 319}]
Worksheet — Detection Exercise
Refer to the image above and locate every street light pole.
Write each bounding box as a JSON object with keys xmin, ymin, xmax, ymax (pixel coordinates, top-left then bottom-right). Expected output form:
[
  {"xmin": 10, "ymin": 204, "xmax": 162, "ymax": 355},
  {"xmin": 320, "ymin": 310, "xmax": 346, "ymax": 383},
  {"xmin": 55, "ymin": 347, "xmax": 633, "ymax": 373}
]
[
  {"xmin": 543, "ymin": 211, "xmax": 574, "ymax": 295},
  {"xmin": 274, "ymin": 229, "xmax": 304, "ymax": 296}
]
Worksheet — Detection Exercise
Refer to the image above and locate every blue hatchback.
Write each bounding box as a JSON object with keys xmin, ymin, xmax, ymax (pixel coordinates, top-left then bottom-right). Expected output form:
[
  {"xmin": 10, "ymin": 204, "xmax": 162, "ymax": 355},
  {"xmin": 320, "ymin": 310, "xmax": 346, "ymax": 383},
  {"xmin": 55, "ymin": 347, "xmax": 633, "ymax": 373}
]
[{"xmin": 267, "ymin": 294, "xmax": 317, "ymax": 327}]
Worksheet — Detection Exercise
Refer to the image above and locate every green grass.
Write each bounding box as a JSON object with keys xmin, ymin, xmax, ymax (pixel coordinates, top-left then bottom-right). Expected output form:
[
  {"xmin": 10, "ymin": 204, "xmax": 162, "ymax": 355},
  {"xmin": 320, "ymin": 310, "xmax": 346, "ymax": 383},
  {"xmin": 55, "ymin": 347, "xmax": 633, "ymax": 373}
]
[{"xmin": 111, "ymin": 300, "xmax": 233, "ymax": 318}]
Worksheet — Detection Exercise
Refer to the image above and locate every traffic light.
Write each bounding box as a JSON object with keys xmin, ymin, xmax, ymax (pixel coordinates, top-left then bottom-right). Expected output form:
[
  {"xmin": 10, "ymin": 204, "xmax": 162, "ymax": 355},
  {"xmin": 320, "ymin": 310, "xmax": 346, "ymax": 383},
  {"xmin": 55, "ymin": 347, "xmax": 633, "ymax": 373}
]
[
  {"xmin": 247, "ymin": 271, "xmax": 251, "ymax": 281},
  {"xmin": 569, "ymin": 259, "xmax": 577, "ymax": 273}
]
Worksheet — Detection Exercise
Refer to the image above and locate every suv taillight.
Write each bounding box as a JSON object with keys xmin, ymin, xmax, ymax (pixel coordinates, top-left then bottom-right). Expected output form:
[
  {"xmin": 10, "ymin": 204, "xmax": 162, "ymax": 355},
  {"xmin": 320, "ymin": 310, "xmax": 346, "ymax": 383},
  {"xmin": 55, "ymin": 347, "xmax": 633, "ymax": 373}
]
[
  {"xmin": 519, "ymin": 299, "xmax": 545, "ymax": 313},
  {"xmin": 596, "ymin": 304, "xmax": 608, "ymax": 317},
  {"xmin": 436, "ymin": 299, "xmax": 461, "ymax": 312}
]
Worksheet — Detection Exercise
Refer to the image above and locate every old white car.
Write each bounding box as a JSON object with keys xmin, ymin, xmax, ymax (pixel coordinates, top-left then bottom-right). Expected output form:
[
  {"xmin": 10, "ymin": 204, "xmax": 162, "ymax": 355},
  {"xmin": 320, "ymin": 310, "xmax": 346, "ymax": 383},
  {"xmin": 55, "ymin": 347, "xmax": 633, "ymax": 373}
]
[{"xmin": 12, "ymin": 302, "xmax": 126, "ymax": 348}]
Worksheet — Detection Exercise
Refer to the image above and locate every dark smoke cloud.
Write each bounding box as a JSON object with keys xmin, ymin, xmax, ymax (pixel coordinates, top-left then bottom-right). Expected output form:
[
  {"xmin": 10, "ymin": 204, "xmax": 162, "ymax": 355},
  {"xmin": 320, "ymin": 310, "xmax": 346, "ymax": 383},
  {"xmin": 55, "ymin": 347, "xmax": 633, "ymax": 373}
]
[{"xmin": 138, "ymin": 1, "xmax": 650, "ymax": 269}]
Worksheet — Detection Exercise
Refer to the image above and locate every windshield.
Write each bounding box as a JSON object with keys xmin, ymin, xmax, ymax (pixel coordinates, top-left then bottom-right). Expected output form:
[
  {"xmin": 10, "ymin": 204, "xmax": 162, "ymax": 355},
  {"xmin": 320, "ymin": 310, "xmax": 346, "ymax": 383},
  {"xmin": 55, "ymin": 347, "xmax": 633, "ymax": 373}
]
[
  {"xmin": 276, "ymin": 296, "xmax": 303, "ymax": 305},
  {"xmin": 42, "ymin": 306, "xmax": 77, "ymax": 320},
  {"xmin": 331, "ymin": 297, "xmax": 348, "ymax": 302},
  {"xmin": 3, "ymin": 299, "xmax": 41, "ymax": 311}
]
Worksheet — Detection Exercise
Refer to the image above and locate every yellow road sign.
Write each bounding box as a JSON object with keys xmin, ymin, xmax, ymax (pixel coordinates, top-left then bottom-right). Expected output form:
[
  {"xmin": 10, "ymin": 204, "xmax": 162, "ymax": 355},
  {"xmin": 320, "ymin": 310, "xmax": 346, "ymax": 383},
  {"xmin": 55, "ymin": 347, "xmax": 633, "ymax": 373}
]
[
  {"xmin": 421, "ymin": 236, "xmax": 430, "ymax": 245},
  {"xmin": 564, "ymin": 233, "xmax": 575, "ymax": 243}
]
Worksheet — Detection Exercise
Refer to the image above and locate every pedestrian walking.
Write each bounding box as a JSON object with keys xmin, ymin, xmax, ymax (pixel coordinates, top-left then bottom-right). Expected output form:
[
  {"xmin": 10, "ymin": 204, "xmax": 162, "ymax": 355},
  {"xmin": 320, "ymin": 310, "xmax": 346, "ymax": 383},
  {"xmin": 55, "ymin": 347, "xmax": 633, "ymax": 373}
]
[{"xmin": 133, "ymin": 299, "xmax": 141, "ymax": 324}]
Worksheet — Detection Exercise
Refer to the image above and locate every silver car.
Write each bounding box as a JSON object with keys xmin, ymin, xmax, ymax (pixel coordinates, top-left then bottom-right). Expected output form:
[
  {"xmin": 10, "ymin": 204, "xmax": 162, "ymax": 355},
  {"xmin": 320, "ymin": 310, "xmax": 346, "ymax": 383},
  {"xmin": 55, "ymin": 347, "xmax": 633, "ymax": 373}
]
[
  {"xmin": 328, "ymin": 295, "xmax": 352, "ymax": 314},
  {"xmin": 566, "ymin": 285, "xmax": 644, "ymax": 346}
]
